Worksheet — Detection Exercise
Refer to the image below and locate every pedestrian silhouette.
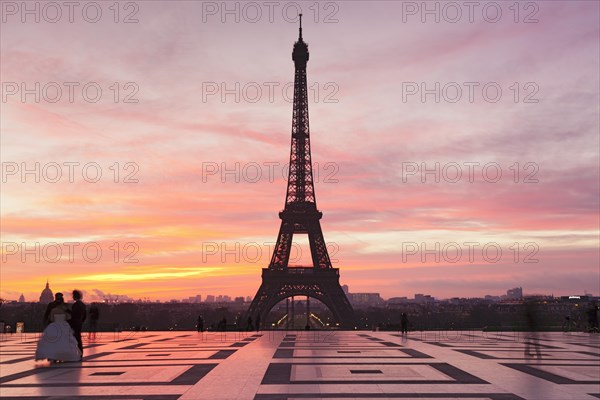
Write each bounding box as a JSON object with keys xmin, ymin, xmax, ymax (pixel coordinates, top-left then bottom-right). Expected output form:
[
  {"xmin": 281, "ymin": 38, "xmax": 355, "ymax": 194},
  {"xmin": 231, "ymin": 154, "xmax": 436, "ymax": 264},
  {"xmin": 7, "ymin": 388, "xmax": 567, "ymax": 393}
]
[
  {"xmin": 400, "ymin": 313, "xmax": 408, "ymax": 335},
  {"xmin": 197, "ymin": 315, "xmax": 204, "ymax": 332},
  {"xmin": 587, "ymin": 302, "xmax": 599, "ymax": 333},
  {"xmin": 524, "ymin": 300, "xmax": 542, "ymax": 358},
  {"xmin": 88, "ymin": 303, "xmax": 100, "ymax": 341}
]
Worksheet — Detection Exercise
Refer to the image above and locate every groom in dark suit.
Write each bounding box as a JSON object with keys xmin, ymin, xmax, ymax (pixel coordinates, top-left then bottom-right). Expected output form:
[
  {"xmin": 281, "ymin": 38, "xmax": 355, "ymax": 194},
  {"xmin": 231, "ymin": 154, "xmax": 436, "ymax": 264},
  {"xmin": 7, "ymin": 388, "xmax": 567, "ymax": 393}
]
[{"xmin": 69, "ymin": 290, "xmax": 87, "ymax": 358}]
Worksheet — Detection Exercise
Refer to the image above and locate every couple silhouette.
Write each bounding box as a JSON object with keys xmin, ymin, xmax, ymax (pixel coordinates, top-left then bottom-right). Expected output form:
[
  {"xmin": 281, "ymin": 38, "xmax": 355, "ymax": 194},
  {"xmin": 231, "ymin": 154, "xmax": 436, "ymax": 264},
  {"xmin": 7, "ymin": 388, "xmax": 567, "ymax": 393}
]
[{"xmin": 36, "ymin": 290, "xmax": 87, "ymax": 362}]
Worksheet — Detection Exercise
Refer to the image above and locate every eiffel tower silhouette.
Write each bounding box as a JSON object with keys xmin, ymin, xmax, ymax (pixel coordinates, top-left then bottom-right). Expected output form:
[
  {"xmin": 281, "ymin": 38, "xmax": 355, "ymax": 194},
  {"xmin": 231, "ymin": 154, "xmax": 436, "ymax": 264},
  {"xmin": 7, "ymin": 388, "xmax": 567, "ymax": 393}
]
[{"xmin": 246, "ymin": 15, "xmax": 355, "ymax": 329}]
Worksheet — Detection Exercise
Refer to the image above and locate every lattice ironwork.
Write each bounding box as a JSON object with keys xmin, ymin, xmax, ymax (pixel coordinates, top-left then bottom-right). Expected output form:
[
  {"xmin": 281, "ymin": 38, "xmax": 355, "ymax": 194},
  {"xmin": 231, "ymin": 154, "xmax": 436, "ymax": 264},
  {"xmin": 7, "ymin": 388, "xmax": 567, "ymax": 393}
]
[{"xmin": 246, "ymin": 15, "xmax": 355, "ymax": 328}]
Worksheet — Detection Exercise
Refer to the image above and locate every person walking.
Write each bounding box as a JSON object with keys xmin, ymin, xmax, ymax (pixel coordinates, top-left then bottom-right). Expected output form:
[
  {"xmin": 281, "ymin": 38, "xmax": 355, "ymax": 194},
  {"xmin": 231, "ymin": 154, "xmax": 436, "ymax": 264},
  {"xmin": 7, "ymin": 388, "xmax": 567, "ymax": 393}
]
[
  {"xmin": 524, "ymin": 300, "xmax": 542, "ymax": 358},
  {"xmin": 587, "ymin": 303, "xmax": 599, "ymax": 333},
  {"xmin": 197, "ymin": 315, "xmax": 204, "ymax": 332},
  {"xmin": 88, "ymin": 304, "xmax": 100, "ymax": 341},
  {"xmin": 400, "ymin": 313, "xmax": 408, "ymax": 335}
]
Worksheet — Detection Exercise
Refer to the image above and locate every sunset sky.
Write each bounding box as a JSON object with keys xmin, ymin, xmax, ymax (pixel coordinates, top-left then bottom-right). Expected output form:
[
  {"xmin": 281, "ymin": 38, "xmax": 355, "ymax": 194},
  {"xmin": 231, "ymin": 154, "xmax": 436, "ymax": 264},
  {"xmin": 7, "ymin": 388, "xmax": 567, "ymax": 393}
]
[{"xmin": 1, "ymin": 1, "xmax": 599, "ymax": 302}]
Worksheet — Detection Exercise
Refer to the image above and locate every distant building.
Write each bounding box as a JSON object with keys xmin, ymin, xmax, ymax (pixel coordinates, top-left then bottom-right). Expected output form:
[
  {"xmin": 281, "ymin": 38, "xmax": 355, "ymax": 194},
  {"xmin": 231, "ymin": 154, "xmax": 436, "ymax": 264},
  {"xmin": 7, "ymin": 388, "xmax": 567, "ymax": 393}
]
[
  {"xmin": 560, "ymin": 295, "xmax": 591, "ymax": 301},
  {"xmin": 234, "ymin": 296, "xmax": 245, "ymax": 303},
  {"xmin": 505, "ymin": 287, "xmax": 523, "ymax": 300},
  {"xmin": 18, "ymin": 294, "xmax": 25, "ymax": 303},
  {"xmin": 388, "ymin": 297, "xmax": 408, "ymax": 305},
  {"xmin": 342, "ymin": 284, "xmax": 349, "ymax": 294},
  {"xmin": 185, "ymin": 295, "xmax": 201, "ymax": 303},
  {"xmin": 485, "ymin": 295, "xmax": 501, "ymax": 302},
  {"xmin": 39, "ymin": 281, "xmax": 54, "ymax": 304},
  {"xmin": 348, "ymin": 293, "xmax": 383, "ymax": 307},
  {"xmin": 245, "ymin": 296, "xmax": 252, "ymax": 302},
  {"xmin": 205, "ymin": 295, "xmax": 215, "ymax": 303},
  {"xmin": 414, "ymin": 294, "xmax": 434, "ymax": 304}
]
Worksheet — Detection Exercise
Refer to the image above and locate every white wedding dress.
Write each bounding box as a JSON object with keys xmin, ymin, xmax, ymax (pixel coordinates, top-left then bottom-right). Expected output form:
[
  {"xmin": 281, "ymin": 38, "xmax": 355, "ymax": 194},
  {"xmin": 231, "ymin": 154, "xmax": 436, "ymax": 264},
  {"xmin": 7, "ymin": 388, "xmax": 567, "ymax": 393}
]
[{"xmin": 35, "ymin": 314, "xmax": 82, "ymax": 361}]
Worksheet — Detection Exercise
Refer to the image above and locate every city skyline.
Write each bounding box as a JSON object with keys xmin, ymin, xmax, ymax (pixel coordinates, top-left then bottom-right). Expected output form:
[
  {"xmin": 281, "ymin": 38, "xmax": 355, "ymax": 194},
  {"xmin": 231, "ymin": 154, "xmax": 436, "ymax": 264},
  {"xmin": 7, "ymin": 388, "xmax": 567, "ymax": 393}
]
[
  {"xmin": 4, "ymin": 280, "xmax": 593, "ymax": 305},
  {"xmin": 1, "ymin": 2, "xmax": 599, "ymax": 301}
]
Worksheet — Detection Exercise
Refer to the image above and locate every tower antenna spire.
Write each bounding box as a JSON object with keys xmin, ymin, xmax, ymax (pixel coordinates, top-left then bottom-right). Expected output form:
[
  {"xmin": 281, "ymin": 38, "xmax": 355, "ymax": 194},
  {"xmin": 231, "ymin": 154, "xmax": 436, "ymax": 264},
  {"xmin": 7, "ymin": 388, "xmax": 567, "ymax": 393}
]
[{"xmin": 299, "ymin": 13, "xmax": 303, "ymax": 40}]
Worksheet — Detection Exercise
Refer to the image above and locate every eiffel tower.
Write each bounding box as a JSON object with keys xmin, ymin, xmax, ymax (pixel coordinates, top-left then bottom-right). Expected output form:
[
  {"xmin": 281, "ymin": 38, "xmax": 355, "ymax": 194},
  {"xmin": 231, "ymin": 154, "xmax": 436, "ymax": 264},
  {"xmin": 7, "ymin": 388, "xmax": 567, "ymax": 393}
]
[{"xmin": 246, "ymin": 15, "xmax": 355, "ymax": 329}]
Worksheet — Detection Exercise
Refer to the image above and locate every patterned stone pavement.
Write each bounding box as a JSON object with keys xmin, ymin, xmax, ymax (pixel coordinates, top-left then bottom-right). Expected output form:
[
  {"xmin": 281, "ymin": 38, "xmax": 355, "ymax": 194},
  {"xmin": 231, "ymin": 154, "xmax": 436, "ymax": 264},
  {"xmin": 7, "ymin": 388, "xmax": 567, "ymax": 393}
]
[{"xmin": 1, "ymin": 330, "xmax": 598, "ymax": 399}]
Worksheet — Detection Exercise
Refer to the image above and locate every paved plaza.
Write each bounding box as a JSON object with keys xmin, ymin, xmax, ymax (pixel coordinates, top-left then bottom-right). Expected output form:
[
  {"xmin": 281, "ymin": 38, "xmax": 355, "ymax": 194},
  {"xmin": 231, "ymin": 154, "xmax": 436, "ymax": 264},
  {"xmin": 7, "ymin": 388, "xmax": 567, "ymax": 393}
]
[{"xmin": 0, "ymin": 330, "xmax": 598, "ymax": 399}]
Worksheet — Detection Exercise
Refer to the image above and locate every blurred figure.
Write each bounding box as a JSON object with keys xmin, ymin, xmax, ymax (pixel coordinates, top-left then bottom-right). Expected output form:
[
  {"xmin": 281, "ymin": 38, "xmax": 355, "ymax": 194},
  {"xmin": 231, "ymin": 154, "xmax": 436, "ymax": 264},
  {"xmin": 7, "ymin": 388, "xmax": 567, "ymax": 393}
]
[
  {"xmin": 587, "ymin": 302, "xmax": 599, "ymax": 333},
  {"xmin": 197, "ymin": 315, "xmax": 204, "ymax": 332},
  {"xmin": 400, "ymin": 313, "xmax": 409, "ymax": 335},
  {"xmin": 524, "ymin": 300, "xmax": 542, "ymax": 358},
  {"xmin": 246, "ymin": 316, "xmax": 253, "ymax": 331},
  {"xmin": 255, "ymin": 314, "xmax": 261, "ymax": 332},
  {"xmin": 88, "ymin": 303, "xmax": 100, "ymax": 341},
  {"xmin": 563, "ymin": 315, "xmax": 572, "ymax": 332}
]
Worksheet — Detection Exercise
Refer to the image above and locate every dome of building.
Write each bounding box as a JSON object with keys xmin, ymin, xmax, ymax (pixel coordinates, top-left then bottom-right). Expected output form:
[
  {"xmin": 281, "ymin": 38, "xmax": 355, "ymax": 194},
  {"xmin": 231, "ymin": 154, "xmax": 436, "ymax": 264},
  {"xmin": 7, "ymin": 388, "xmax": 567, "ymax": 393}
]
[
  {"xmin": 18, "ymin": 293, "xmax": 25, "ymax": 302},
  {"xmin": 39, "ymin": 281, "xmax": 54, "ymax": 304}
]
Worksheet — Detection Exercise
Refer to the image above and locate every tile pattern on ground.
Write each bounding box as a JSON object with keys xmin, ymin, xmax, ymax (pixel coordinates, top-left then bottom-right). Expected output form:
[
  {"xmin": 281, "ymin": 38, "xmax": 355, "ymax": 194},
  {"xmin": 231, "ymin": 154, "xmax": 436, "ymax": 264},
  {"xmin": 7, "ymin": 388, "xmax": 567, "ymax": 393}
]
[
  {"xmin": 0, "ymin": 331, "xmax": 261, "ymax": 399},
  {"xmin": 0, "ymin": 331, "xmax": 598, "ymax": 399}
]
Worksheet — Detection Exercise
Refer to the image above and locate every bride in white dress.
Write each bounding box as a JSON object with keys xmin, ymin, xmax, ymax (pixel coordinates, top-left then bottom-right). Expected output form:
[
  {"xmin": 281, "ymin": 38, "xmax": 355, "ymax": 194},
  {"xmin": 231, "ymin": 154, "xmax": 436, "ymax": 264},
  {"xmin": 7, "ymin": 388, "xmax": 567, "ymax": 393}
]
[{"xmin": 35, "ymin": 300, "xmax": 82, "ymax": 362}]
